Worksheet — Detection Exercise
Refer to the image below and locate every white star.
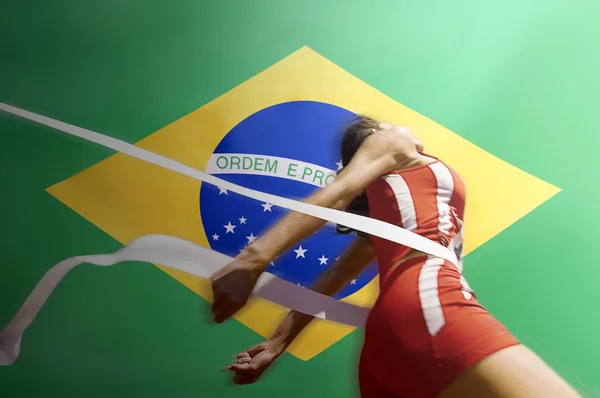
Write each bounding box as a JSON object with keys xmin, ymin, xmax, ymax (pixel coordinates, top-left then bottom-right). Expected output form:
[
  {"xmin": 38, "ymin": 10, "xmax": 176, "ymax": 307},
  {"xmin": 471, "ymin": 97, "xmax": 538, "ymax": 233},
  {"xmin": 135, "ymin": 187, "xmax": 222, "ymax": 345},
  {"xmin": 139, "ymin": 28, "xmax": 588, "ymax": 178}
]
[
  {"xmin": 297, "ymin": 282, "xmax": 304, "ymax": 288},
  {"xmin": 335, "ymin": 160, "xmax": 343, "ymax": 171},
  {"xmin": 239, "ymin": 216, "xmax": 247, "ymax": 224},
  {"xmin": 261, "ymin": 202, "xmax": 273, "ymax": 212},
  {"xmin": 293, "ymin": 245, "xmax": 307, "ymax": 258},
  {"xmin": 218, "ymin": 187, "xmax": 228, "ymax": 195},
  {"xmin": 269, "ymin": 260, "xmax": 275, "ymax": 267},
  {"xmin": 318, "ymin": 255, "xmax": 329, "ymax": 265},
  {"xmin": 335, "ymin": 257, "xmax": 340, "ymax": 261},
  {"xmin": 351, "ymin": 279, "xmax": 357, "ymax": 285},
  {"xmin": 246, "ymin": 233, "xmax": 258, "ymax": 244},
  {"xmin": 212, "ymin": 233, "xmax": 219, "ymax": 241},
  {"xmin": 239, "ymin": 246, "xmax": 247, "ymax": 252},
  {"xmin": 223, "ymin": 222, "xmax": 236, "ymax": 234}
]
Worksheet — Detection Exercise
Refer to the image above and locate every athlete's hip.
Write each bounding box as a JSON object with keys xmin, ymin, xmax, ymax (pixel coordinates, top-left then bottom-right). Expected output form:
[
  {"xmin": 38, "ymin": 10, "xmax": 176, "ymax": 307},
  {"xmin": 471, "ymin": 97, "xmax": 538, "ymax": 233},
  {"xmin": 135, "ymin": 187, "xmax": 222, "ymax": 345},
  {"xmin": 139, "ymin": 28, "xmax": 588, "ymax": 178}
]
[
  {"xmin": 361, "ymin": 255, "xmax": 517, "ymax": 397},
  {"xmin": 369, "ymin": 255, "xmax": 483, "ymax": 337}
]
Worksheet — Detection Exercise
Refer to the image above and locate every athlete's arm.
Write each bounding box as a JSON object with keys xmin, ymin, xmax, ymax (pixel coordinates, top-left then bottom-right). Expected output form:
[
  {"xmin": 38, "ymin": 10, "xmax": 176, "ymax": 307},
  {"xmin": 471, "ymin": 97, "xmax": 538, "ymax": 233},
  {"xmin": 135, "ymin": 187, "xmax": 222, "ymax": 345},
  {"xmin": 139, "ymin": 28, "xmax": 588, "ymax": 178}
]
[
  {"xmin": 210, "ymin": 126, "xmax": 419, "ymax": 324},
  {"xmin": 241, "ymin": 139, "xmax": 395, "ymax": 265},
  {"xmin": 228, "ymin": 236, "xmax": 375, "ymax": 384}
]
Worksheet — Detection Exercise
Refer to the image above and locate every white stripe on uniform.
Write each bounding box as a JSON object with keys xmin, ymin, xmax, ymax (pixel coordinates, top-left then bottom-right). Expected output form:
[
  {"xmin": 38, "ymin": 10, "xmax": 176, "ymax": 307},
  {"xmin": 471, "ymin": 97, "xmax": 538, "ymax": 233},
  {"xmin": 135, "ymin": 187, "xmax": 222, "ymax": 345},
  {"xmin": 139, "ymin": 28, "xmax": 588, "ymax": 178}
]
[
  {"xmin": 430, "ymin": 162, "xmax": 473, "ymax": 301},
  {"xmin": 428, "ymin": 162, "xmax": 455, "ymax": 236},
  {"xmin": 382, "ymin": 174, "xmax": 418, "ymax": 231},
  {"xmin": 418, "ymin": 256, "xmax": 446, "ymax": 336}
]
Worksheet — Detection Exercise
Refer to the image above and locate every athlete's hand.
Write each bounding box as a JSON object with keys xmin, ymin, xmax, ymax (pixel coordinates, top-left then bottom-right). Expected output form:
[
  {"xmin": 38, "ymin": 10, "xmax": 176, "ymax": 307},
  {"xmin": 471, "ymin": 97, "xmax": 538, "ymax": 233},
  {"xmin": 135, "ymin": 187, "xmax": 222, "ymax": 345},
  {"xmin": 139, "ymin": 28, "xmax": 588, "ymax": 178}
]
[
  {"xmin": 210, "ymin": 255, "xmax": 265, "ymax": 323},
  {"xmin": 228, "ymin": 341, "xmax": 283, "ymax": 384}
]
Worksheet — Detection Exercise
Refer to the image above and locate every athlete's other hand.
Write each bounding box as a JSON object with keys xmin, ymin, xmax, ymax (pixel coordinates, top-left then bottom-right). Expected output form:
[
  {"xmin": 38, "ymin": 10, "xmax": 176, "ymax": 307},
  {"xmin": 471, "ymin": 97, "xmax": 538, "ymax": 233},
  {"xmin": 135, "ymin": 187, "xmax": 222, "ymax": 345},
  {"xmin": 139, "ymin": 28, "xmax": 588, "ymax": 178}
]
[
  {"xmin": 228, "ymin": 341, "xmax": 283, "ymax": 384},
  {"xmin": 210, "ymin": 254, "xmax": 265, "ymax": 323}
]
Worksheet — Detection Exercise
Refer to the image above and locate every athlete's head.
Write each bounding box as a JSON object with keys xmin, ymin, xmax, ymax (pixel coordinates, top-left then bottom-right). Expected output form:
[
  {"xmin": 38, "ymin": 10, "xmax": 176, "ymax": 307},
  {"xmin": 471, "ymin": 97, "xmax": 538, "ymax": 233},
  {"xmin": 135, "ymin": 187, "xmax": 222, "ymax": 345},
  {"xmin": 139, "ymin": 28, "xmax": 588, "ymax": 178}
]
[
  {"xmin": 340, "ymin": 115, "xmax": 380, "ymax": 168},
  {"xmin": 335, "ymin": 116, "xmax": 379, "ymax": 233},
  {"xmin": 340, "ymin": 116, "xmax": 424, "ymax": 169}
]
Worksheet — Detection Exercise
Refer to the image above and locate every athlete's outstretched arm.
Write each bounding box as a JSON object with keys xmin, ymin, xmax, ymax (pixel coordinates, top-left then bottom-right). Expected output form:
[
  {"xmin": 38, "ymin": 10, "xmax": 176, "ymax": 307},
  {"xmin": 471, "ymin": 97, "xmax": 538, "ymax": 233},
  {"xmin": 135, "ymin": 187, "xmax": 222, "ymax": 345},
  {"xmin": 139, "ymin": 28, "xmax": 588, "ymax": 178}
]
[
  {"xmin": 238, "ymin": 133, "xmax": 404, "ymax": 266},
  {"xmin": 227, "ymin": 236, "xmax": 376, "ymax": 384},
  {"xmin": 210, "ymin": 126, "xmax": 419, "ymax": 324}
]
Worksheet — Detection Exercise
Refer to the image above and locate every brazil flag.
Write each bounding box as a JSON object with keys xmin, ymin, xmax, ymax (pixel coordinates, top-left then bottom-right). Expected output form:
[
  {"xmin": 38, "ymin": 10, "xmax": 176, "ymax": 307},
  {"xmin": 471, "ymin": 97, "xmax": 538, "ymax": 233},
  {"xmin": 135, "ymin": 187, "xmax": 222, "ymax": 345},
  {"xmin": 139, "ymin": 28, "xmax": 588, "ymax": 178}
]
[{"xmin": 1, "ymin": 1, "xmax": 600, "ymax": 397}]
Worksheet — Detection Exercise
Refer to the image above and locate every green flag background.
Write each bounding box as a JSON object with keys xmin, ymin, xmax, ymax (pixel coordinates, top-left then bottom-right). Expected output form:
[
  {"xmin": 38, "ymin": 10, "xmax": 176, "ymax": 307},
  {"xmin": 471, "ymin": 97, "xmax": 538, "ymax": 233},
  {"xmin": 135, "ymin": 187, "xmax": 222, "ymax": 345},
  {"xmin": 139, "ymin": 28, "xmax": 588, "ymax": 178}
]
[{"xmin": 1, "ymin": 1, "xmax": 600, "ymax": 397}]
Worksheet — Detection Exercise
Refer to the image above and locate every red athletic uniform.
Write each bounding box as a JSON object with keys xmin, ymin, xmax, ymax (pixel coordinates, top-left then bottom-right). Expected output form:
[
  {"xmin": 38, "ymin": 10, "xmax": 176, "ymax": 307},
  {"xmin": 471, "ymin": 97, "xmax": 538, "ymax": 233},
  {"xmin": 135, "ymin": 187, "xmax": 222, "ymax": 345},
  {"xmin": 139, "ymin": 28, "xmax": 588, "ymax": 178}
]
[{"xmin": 358, "ymin": 155, "xmax": 520, "ymax": 397}]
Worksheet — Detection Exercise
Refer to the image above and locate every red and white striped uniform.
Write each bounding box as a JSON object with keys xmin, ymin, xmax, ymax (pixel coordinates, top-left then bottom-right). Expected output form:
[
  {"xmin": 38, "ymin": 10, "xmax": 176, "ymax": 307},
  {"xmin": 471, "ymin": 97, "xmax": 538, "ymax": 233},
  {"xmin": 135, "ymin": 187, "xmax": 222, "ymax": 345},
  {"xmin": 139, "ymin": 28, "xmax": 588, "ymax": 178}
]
[
  {"xmin": 366, "ymin": 155, "xmax": 465, "ymax": 277},
  {"xmin": 358, "ymin": 154, "xmax": 520, "ymax": 398}
]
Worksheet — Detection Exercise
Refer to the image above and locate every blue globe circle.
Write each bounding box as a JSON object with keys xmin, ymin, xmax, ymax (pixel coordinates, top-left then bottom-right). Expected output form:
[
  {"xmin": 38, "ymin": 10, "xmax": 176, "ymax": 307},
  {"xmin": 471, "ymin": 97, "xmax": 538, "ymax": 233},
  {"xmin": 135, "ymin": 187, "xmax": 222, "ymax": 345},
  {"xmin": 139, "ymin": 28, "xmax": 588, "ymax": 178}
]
[{"xmin": 199, "ymin": 101, "xmax": 378, "ymax": 299}]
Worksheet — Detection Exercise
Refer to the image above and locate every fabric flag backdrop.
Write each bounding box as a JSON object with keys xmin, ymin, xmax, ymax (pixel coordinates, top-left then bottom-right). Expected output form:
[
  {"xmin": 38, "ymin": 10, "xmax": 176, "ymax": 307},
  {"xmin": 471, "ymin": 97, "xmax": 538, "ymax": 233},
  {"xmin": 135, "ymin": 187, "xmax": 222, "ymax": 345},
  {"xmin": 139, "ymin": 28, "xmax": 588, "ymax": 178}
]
[{"xmin": 1, "ymin": 1, "xmax": 600, "ymax": 397}]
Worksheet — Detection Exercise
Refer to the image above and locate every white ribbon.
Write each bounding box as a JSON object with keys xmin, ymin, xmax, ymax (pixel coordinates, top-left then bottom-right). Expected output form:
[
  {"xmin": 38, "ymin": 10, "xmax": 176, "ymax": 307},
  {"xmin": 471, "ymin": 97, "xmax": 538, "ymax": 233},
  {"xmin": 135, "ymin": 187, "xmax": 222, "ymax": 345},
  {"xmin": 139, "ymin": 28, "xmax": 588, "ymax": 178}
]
[
  {"xmin": 0, "ymin": 234, "xmax": 370, "ymax": 366},
  {"xmin": 0, "ymin": 102, "xmax": 457, "ymax": 366}
]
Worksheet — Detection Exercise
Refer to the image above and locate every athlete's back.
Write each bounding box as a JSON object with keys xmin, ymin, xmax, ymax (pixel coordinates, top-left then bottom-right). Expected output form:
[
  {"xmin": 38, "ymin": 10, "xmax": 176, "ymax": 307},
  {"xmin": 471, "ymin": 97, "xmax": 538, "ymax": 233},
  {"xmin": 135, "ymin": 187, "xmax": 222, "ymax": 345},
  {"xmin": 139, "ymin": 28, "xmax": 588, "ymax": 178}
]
[{"xmin": 365, "ymin": 154, "xmax": 466, "ymax": 277}]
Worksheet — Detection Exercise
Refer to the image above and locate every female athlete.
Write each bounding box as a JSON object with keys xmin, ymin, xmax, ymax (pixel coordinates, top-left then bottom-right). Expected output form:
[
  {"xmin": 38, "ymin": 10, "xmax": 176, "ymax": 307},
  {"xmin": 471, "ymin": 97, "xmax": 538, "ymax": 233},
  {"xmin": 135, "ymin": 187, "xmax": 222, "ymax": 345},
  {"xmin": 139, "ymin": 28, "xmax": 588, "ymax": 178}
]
[{"xmin": 210, "ymin": 116, "xmax": 579, "ymax": 397}]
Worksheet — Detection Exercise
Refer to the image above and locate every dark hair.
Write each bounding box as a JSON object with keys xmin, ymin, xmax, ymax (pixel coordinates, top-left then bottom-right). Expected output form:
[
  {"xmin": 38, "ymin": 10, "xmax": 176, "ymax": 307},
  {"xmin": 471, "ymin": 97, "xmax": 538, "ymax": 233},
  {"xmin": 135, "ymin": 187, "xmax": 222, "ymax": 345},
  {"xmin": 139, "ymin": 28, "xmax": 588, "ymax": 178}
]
[
  {"xmin": 336, "ymin": 115, "xmax": 379, "ymax": 237},
  {"xmin": 340, "ymin": 115, "xmax": 380, "ymax": 167}
]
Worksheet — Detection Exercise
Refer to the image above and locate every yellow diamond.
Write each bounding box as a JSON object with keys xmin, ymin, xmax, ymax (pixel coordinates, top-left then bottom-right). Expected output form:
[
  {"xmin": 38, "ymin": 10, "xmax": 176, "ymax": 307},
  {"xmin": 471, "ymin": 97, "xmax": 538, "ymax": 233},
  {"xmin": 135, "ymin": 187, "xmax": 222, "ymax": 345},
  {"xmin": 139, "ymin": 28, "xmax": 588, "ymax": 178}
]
[{"xmin": 46, "ymin": 46, "xmax": 560, "ymax": 361}]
